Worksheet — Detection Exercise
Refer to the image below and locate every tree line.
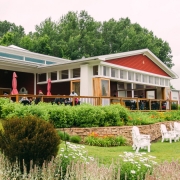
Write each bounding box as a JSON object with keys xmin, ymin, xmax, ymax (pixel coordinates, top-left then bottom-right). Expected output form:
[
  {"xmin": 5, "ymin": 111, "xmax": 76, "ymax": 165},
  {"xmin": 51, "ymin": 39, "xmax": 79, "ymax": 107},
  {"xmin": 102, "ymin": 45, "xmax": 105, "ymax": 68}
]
[{"xmin": 0, "ymin": 10, "xmax": 174, "ymax": 68}]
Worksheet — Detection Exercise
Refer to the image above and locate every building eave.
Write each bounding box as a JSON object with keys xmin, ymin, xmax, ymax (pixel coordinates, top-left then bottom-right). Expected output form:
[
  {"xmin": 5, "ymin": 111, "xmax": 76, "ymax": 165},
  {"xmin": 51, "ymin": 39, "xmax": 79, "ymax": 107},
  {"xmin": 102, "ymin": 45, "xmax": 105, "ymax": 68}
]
[{"xmin": 97, "ymin": 49, "xmax": 178, "ymax": 79}]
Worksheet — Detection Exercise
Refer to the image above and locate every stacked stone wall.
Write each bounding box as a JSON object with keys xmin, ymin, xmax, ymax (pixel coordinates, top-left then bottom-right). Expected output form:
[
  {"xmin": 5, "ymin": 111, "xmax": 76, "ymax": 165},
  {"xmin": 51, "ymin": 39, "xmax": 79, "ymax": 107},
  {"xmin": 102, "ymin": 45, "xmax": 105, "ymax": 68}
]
[{"xmin": 58, "ymin": 121, "xmax": 176, "ymax": 144}]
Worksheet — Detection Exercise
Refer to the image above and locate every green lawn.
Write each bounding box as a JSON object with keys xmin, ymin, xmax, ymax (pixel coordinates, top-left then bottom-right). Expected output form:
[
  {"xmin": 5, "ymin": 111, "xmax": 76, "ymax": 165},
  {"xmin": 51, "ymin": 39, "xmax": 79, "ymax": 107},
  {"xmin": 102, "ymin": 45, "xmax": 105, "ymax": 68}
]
[
  {"xmin": 1, "ymin": 119, "xmax": 180, "ymax": 165},
  {"xmin": 61, "ymin": 140, "xmax": 180, "ymax": 165}
]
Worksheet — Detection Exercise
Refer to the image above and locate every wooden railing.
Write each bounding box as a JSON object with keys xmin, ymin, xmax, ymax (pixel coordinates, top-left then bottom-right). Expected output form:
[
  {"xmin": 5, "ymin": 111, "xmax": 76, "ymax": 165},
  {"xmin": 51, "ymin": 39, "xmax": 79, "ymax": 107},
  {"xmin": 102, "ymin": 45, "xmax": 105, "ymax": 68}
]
[{"xmin": 0, "ymin": 94, "xmax": 178, "ymax": 111}]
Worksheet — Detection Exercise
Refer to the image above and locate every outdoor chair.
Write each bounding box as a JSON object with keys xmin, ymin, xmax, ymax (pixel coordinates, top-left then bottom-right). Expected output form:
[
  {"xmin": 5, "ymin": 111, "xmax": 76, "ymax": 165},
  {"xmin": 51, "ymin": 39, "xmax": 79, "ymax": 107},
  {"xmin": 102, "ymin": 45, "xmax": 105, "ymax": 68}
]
[
  {"xmin": 173, "ymin": 122, "xmax": 180, "ymax": 140},
  {"xmin": 160, "ymin": 124, "xmax": 177, "ymax": 143},
  {"xmin": 132, "ymin": 126, "xmax": 151, "ymax": 153}
]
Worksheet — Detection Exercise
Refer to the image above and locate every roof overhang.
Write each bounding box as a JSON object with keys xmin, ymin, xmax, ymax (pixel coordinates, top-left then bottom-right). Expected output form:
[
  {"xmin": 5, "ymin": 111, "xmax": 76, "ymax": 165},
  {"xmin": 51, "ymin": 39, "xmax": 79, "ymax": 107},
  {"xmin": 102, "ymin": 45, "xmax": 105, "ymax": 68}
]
[{"xmin": 97, "ymin": 49, "xmax": 178, "ymax": 79}]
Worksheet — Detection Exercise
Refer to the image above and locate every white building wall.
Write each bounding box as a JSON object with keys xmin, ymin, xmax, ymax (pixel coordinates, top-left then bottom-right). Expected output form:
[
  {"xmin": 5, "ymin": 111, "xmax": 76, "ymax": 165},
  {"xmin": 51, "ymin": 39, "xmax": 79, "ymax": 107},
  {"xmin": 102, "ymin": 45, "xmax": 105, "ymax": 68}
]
[
  {"xmin": 80, "ymin": 64, "xmax": 93, "ymax": 96},
  {"xmin": 171, "ymin": 91, "xmax": 180, "ymax": 104}
]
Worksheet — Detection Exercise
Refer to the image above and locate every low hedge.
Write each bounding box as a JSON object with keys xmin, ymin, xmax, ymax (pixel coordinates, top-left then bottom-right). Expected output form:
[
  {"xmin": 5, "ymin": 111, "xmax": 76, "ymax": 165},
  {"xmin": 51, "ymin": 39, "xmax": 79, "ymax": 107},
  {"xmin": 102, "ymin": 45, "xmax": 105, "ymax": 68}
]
[
  {"xmin": 0, "ymin": 98, "xmax": 130, "ymax": 128},
  {"xmin": 0, "ymin": 98, "xmax": 180, "ymax": 128}
]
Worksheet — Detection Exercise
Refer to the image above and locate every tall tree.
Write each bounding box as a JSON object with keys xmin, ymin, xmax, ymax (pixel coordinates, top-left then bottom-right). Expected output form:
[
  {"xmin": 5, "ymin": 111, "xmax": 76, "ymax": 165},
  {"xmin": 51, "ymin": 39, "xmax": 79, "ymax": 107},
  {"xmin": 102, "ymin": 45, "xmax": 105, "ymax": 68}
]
[
  {"xmin": 5, "ymin": 11, "xmax": 172, "ymax": 67},
  {"xmin": 0, "ymin": 20, "xmax": 25, "ymax": 46}
]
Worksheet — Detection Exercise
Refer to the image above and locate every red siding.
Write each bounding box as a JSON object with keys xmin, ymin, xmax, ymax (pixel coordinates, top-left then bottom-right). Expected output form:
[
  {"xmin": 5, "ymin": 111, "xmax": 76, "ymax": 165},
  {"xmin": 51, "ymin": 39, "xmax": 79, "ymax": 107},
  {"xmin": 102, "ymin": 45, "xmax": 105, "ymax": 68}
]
[
  {"xmin": 0, "ymin": 69, "xmax": 34, "ymax": 94},
  {"xmin": 106, "ymin": 54, "xmax": 170, "ymax": 77}
]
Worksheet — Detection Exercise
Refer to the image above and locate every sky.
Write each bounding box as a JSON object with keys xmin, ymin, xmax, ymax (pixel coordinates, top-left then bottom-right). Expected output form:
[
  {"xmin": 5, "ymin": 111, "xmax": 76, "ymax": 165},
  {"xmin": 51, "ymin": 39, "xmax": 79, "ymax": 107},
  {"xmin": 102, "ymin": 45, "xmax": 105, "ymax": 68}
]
[{"xmin": 1, "ymin": 0, "xmax": 180, "ymax": 89}]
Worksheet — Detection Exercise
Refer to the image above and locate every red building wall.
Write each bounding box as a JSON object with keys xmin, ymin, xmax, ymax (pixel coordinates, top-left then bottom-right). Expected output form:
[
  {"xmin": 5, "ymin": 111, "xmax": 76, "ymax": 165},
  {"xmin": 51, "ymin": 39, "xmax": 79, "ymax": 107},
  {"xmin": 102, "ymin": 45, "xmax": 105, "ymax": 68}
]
[
  {"xmin": 106, "ymin": 54, "xmax": 170, "ymax": 77},
  {"xmin": 0, "ymin": 69, "xmax": 34, "ymax": 94},
  {"xmin": 37, "ymin": 82, "xmax": 70, "ymax": 96}
]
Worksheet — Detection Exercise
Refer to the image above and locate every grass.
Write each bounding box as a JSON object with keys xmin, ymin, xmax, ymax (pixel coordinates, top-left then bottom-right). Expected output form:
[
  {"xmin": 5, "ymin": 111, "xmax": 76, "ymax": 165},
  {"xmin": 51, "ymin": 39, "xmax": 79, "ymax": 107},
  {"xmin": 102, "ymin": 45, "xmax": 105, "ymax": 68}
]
[
  {"xmin": 1, "ymin": 119, "xmax": 180, "ymax": 164},
  {"xmin": 61, "ymin": 140, "xmax": 180, "ymax": 165}
]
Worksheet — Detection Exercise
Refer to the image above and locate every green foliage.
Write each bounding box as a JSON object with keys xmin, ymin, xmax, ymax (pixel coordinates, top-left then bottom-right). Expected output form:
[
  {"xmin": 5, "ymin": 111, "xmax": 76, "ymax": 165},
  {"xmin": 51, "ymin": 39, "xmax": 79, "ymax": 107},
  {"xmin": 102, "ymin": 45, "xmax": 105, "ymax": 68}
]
[
  {"xmin": 0, "ymin": 116, "xmax": 60, "ymax": 172},
  {"xmin": 70, "ymin": 135, "xmax": 81, "ymax": 144},
  {"xmin": 1, "ymin": 11, "xmax": 173, "ymax": 68},
  {"xmin": 1, "ymin": 98, "xmax": 180, "ymax": 128},
  {"xmin": 0, "ymin": 20, "xmax": 25, "ymax": 46},
  {"xmin": 84, "ymin": 132, "xmax": 127, "ymax": 147},
  {"xmin": 57, "ymin": 130, "xmax": 70, "ymax": 141}
]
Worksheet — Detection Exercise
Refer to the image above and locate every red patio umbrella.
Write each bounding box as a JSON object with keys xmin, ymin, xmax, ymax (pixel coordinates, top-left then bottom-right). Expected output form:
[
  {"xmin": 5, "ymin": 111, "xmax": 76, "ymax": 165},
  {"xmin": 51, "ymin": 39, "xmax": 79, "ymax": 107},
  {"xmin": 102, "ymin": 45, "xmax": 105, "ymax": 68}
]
[
  {"xmin": 11, "ymin": 72, "xmax": 18, "ymax": 95},
  {"xmin": 47, "ymin": 78, "xmax": 51, "ymax": 95}
]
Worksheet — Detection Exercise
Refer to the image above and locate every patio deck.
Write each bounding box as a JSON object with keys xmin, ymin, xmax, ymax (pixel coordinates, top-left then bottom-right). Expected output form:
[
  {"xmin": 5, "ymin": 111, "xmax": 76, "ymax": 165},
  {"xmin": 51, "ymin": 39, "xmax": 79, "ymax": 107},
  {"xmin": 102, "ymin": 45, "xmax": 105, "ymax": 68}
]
[{"xmin": 0, "ymin": 94, "xmax": 178, "ymax": 111}]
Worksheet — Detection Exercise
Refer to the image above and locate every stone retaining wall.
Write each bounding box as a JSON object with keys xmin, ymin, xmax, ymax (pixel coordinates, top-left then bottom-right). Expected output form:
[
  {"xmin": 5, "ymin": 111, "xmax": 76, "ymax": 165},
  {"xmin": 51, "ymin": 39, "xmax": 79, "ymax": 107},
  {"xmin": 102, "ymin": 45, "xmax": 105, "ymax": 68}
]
[{"xmin": 58, "ymin": 121, "xmax": 175, "ymax": 144}]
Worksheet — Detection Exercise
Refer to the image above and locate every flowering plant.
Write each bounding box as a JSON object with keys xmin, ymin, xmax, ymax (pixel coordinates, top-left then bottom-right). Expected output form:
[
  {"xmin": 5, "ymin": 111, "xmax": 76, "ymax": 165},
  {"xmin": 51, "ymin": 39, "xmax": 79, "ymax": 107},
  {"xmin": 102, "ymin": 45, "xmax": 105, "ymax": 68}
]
[
  {"xmin": 84, "ymin": 132, "xmax": 127, "ymax": 147},
  {"xmin": 118, "ymin": 152, "xmax": 157, "ymax": 180}
]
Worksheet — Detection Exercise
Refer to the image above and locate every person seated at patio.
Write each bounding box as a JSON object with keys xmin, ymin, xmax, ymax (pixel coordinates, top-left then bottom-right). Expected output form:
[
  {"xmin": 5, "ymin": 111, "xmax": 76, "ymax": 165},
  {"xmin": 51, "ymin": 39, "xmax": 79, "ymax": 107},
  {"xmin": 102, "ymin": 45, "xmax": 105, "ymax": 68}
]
[
  {"xmin": 139, "ymin": 93, "xmax": 144, "ymax": 110},
  {"xmin": 53, "ymin": 94, "xmax": 61, "ymax": 105},
  {"xmin": 35, "ymin": 90, "xmax": 44, "ymax": 104},
  {"xmin": 19, "ymin": 96, "xmax": 30, "ymax": 105},
  {"xmin": 61, "ymin": 95, "xmax": 70, "ymax": 105}
]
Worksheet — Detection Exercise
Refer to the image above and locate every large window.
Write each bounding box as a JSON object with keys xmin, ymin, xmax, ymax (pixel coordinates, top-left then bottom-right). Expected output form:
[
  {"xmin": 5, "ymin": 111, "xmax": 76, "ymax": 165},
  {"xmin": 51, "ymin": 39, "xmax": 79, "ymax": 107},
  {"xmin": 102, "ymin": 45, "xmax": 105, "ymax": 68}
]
[
  {"xmin": 103, "ymin": 66, "xmax": 109, "ymax": 76},
  {"xmin": 155, "ymin": 77, "xmax": 159, "ymax": 85},
  {"xmin": 93, "ymin": 65, "xmax": 98, "ymax": 75},
  {"xmin": 61, "ymin": 70, "xmax": 68, "ymax": 79},
  {"xmin": 73, "ymin": 68, "xmax": 80, "ymax": 78},
  {"xmin": 149, "ymin": 76, "xmax": 153, "ymax": 84},
  {"xmin": 165, "ymin": 79, "xmax": 169, "ymax": 86},
  {"xmin": 142, "ymin": 75, "xmax": 147, "ymax": 83},
  {"xmin": 160, "ymin": 78, "xmax": 164, "ymax": 85},
  {"xmin": 51, "ymin": 72, "xmax": 57, "ymax": 80},
  {"xmin": 111, "ymin": 68, "xmax": 117, "ymax": 78},
  {"xmin": 120, "ymin": 70, "xmax": 126, "ymax": 79},
  {"xmin": 38, "ymin": 73, "xmax": 46, "ymax": 82},
  {"xmin": 135, "ymin": 73, "xmax": 141, "ymax": 82},
  {"xmin": 128, "ymin": 72, "xmax": 134, "ymax": 80}
]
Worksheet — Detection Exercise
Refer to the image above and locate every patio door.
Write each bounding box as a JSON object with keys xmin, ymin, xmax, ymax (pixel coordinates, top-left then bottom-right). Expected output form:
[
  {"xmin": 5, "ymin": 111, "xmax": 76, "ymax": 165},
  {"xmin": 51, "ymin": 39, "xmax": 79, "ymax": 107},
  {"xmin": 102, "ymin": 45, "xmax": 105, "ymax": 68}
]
[{"xmin": 71, "ymin": 80, "xmax": 80, "ymax": 96}]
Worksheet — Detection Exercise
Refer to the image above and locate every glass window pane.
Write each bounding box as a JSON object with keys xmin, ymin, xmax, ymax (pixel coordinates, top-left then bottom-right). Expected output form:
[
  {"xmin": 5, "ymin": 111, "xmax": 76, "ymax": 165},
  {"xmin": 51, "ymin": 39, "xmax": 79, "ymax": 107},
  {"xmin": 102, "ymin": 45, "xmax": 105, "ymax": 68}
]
[
  {"xmin": 111, "ymin": 68, "xmax": 116, "ymax": 77},
  {"xmin": 38, "ymin": 73, "xmax": 46, "ymax": 82},
  {"xmin": 128, "ymin": 72, "xmax": 134, "ymax": 80},
  {"xmin": 73, "ymin": 68, "xmax": 80, "ymax": 78},
  {"xmin": 72, "ymin": 81, "xmax": 80, "ymax": 95},
  {"xmin": 46, "ymin": 61, "xmax": 55, "ymax": 65},
  {"xmin": 155, "ymin": 77, "xmax": 159, "ymax": 85},
  {"xmin": 127, "ymin": 83, "xmax": 132, "ymax": 90},
  {"xmin": 51, "ymin": 72, "xmax": 57, "ymax": 80},
  {"xmin": 101, "ymin": 79, "xmax": 109, "ymax": 96},
  {"xmin": 165, "ymin": 79, "xmax": 169, "ymax": 86},
  {"xmin": 61, "ymin": 70, "xmax": 68, "ymax": 79},
  {"xmin": 117, "ymin": 82, "xmax": 124, "ymax": 90},
  {"xmin": 25, "ymin": 57, "xmax": 45, "ymax": 64},
  {"xmin": 143, "ymin": 75, "xmax": 147, "ymax": 82},
  {"xmin": 0, "ymin": 52, "xmax": 23, "ymax": 60},
  {"xmin": 93, "ymin": 65, "xmax": 98, "ymax": 75},
  {"xmin": 160, "ymin": 78, "xmax": 164, "ymax": 85},
  {"xmin": 149, "ymin": 76, "xmax": 153, "ymax": 83},
  {"xmin": 136, "ymin": 73, "xmax": 141, "ymax": 82}
]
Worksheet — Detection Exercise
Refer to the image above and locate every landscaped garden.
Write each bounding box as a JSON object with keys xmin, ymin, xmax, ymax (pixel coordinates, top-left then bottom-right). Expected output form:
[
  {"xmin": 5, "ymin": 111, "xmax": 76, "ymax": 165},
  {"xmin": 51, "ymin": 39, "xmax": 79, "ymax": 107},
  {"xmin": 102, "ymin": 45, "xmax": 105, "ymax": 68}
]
[{"xmin": 0, "ymin": 97, "xmax": 180, "ymax": 179}]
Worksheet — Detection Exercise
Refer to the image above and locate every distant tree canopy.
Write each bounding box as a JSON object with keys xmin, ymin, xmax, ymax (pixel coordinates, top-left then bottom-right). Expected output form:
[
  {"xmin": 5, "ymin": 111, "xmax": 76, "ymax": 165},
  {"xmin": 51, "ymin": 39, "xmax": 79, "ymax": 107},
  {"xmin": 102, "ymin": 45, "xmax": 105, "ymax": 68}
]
[{"xmin": 0, "ymin": 11, "xmax": 174, "ymax": 68}]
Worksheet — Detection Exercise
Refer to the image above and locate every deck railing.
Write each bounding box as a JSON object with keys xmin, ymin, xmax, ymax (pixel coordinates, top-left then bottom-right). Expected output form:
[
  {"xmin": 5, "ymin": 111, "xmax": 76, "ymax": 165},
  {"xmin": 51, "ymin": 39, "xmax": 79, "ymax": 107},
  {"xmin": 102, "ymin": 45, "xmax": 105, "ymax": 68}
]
[{"xmin": 0, "ymin": 94, "xmax": 178, "ymax": 111}]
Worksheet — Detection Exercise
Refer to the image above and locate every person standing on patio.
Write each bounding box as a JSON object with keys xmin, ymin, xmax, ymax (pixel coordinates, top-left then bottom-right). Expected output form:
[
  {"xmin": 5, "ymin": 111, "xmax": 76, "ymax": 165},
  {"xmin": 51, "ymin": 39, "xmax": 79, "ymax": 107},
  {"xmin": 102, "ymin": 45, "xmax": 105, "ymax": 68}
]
[{"xmin": 70, "ymin": 90, "xmax": 79, "ymax": 105}]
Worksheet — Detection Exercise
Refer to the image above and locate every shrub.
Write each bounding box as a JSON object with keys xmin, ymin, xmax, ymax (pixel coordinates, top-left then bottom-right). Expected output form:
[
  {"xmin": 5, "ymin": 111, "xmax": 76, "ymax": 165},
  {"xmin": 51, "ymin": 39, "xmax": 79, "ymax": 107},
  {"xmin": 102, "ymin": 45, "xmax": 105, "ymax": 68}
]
[
  {"xmin": 70, "ymin": 135, "xmax": 81, "ymax": 144},
  {"xmin": 57, "ymin": 130, "xmax": 70, "ymax": 141},
  {"xmin": 0, "ymin": 115, "xmax": 60, "ymax": 172}
]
